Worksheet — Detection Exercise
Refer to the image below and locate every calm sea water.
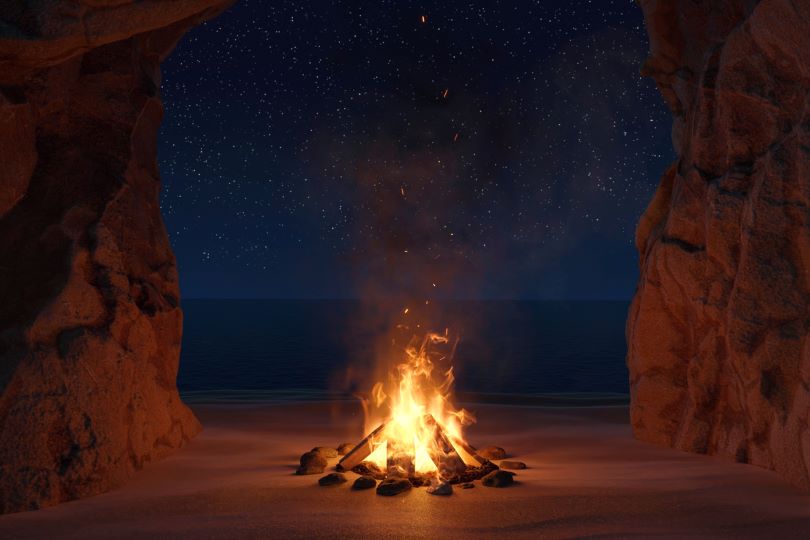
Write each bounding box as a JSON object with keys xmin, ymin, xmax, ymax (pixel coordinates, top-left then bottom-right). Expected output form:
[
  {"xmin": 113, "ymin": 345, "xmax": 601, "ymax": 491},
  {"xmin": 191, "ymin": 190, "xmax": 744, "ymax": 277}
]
[{"xmin": 177, "ymin": 300, "xmax": 630, "ymax": 403}]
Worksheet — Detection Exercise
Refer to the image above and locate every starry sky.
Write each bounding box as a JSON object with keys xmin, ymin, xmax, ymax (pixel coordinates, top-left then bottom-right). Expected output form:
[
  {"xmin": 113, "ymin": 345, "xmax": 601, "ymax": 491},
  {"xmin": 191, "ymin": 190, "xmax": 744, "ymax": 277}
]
[{"xmin": 158, "ymin": 0, "xmax": 673, "ymax": 301}]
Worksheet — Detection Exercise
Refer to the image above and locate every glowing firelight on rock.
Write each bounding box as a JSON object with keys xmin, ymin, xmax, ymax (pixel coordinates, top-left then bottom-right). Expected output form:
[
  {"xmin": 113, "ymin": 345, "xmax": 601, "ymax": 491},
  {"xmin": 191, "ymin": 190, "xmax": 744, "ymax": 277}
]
[{"xmin": 339, "ymin": 331, "xmax": 486, "ymax": 479}]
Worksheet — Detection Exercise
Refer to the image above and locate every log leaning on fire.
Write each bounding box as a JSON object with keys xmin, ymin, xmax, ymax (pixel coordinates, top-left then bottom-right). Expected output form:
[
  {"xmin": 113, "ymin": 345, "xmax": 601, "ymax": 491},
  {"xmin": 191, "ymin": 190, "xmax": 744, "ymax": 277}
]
[
  {"xmin": 450, "ymin": 437, "xmax": 489, "ymax": 467},
  {"xmin": 422, "ymin": 414, "xmax": 467, "ymax": 477},
  {"xmin": 336, "ymin": 413, "xmax": 492, "ymax": 480},
  {"xmin": 387, "ymin": 439, "xmax": 415, "ymax": 478},
  {"xmin": 337, "ymin": 421, "xmax": 388, "ymax": 471}
]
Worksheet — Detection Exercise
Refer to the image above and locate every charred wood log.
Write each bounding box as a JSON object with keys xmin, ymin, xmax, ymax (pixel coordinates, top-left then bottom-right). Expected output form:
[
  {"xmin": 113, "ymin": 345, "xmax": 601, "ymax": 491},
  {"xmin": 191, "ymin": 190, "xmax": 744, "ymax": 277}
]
[{"xmin": 336, "ymin": 421, "xmax": 387, "ymax": 471}]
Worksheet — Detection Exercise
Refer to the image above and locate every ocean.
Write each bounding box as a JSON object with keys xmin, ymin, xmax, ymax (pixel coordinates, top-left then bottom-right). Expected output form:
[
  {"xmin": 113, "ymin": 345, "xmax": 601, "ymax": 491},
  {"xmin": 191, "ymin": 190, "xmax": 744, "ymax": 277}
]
[{"xmin": 177, "ymin": 300, "xmax": 630, "ymax": 404}]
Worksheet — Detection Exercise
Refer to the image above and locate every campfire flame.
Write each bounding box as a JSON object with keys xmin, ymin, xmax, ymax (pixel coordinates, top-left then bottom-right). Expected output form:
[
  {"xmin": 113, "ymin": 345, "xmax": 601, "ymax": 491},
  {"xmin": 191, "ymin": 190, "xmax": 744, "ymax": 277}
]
[{"xmin": 352, "ymin": 330, "xmax": 480, "ymax": 478}]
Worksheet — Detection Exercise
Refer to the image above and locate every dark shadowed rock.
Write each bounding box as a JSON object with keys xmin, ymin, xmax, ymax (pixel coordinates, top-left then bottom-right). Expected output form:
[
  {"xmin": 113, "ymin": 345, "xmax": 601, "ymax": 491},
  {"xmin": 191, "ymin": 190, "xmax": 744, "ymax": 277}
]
[
  {"xmin": 478, "ymin": 446, "xmax": 507, "ymax": 460},
  {"xmin": 630, "ymin": 0, "xmax": 810, "ymax": 491},
  {"xmin": 336, "ymin": 443, "xmax": 354, "ymax": 456},
  {"xmin": 500, "ymin": 460, "xmax": 527, "ymax": 470},
  {"xmin": 460, "ymin": 482, "xmax": 475, "ymax": 489},
  {"xmin": 426, "ymin": 482, "xmax": 453, "ymax": 496},
  {"xmin": 481, "ymin": 470, "xmax": 516, "ymax": 488},
  {"xmin": 351, "ymin": 461, "xmax": 386, "ymax": 480},
  {"xmin": 351, "ymin": 475, "xmax": 377, "ymax": 490},
  {"xmin": 376, "ymin": 478, "xmax": 412, "ymax": 496},
  {"xmin": 318, "ymin": 473, "xmax": 347, "ymax": 486},
  {"xmin": 0, "ymin": 0, "xmax": 234, "ymax": 514},
  {"xmin": 445, "ymin": 460, "xmax": 499, "ymax": 484},
  {"xmin": 296, "ymin": 451, "xmax": 327, "ymax": 475},
  {"xmin": 311, "ymin": 447, "xmax": 338, "ymax": 459}
]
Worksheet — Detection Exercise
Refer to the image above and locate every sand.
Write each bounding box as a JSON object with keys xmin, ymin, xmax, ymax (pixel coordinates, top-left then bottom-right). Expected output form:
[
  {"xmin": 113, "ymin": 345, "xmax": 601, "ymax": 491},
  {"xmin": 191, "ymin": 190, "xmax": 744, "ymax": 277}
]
[{"xmin": 2, "ymin": 401, "xmax": 810, "ymax": 539}]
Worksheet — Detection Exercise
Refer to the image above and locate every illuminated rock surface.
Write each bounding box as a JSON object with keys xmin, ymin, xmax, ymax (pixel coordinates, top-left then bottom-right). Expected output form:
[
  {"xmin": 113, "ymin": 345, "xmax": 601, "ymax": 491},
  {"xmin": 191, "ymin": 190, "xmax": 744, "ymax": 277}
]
[
  {"xmin": 629, "ymin": 0, "xmax": 810, "ymax": 489},
  {"xmin": 0, "ymin": 0, "xmax": 232, "ymax": 514}
]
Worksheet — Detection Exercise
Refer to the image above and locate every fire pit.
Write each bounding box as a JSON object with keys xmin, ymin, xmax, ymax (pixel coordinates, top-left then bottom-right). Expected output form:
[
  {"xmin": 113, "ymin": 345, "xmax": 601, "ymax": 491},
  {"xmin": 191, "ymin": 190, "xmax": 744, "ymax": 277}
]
[
  {"xmin": 296, "ymin": 331, "xmax": 521, "ymax": 494},
  {"xmin": 335, "ymin": 412, "xmax": 499, "ymax": 484}
]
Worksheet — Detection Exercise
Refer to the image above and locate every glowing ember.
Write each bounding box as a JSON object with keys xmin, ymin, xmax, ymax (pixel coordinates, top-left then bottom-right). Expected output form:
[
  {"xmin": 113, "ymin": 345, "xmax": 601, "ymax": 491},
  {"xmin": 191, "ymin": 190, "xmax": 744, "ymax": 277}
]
[{"xmin": 339, "ymin": 331, "xmax": 489, "ymax": 480}]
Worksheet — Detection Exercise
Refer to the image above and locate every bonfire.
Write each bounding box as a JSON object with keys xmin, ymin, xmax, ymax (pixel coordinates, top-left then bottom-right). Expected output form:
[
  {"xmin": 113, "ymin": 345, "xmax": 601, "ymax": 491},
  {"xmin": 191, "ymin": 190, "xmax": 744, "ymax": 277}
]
[{"xmin": 336, "ymin": 331, "xmax": 497, "ymax": 484}]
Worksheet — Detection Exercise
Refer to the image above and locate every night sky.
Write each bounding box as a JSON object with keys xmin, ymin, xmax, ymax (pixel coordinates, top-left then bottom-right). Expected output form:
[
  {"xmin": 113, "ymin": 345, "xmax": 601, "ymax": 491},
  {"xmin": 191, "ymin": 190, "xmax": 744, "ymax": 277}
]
[{"xmin": 158, "ymin": 0, "xmax": 673, "ymax": 301}]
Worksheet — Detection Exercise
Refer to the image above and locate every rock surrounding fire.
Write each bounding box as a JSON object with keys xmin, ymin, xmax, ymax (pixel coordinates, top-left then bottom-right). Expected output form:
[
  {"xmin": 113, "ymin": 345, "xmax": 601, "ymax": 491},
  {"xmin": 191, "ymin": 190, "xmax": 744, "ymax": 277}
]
[{"xmin": 296, "ymin": 330, "xmax": 523, "ymax": 494}]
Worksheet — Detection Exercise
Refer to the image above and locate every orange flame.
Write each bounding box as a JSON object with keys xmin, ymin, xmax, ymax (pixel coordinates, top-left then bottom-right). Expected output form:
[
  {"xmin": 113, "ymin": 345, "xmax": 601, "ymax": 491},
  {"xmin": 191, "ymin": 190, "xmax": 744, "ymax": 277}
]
[{"xmin": 363, "ymin": 331, "xmax": 476, "ymax": 475}]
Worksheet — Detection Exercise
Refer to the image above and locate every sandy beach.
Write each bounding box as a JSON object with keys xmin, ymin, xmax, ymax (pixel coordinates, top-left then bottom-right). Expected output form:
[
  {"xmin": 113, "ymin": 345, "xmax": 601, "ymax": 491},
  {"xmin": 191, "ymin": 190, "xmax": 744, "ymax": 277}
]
[{"xmin": 2, "ymin": 400, "xmax": 809, "ymax": 539}]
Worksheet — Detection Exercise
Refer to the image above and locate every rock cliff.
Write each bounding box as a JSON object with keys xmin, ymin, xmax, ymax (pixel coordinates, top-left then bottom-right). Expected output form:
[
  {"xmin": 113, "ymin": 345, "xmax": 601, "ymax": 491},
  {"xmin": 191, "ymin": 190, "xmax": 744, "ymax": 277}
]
[
  {"xmin": 630, "ymin": 0, "xmax": 810, "ymax": 488},
  {"xmin": 0, "ymin": 1, "xmax": 232, "ymax": 513}
]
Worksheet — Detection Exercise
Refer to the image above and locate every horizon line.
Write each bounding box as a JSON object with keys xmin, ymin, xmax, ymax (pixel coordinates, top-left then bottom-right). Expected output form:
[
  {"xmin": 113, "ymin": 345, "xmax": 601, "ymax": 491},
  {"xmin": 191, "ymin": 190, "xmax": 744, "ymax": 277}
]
[{"xmin": 180, "ymin": 297, "xmax": 634, "ymax": 302}]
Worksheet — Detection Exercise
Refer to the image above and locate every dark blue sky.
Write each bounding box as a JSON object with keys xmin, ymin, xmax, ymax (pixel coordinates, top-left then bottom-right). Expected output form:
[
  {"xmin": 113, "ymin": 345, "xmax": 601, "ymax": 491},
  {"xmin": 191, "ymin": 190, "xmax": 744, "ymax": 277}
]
[{"xmin": 158, "ymin": 0, "xmax": 673, "ymax": 300}]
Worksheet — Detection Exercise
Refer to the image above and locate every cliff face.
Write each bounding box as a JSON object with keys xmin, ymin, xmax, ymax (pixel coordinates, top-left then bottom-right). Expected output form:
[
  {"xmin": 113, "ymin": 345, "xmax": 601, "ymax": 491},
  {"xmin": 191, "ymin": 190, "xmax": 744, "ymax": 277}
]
[
  {"xmin": 0, "ymin": 1, "xmax": 232, "ymax": 513},
  {"xmin": 629, "ymin": 0, "xmax": 810, "ymax": 488}
]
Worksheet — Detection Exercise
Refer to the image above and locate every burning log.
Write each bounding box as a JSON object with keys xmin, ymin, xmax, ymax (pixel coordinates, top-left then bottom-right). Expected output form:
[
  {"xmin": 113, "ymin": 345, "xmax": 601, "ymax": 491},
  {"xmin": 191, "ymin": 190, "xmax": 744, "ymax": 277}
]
[
  {"xmin": 386, "ymin": 439, "xmax": 415, "ymax": 478},
  {"xmin": 449, "ymin": 437, "xmax": 489, "ymax": 467},
  {"xmin": 421, "ymin": 414, "xmax": 467, "ymax": 478},
  {"xmin": 336, "ymin": 421, "xmax": 387, "ymax": 471},
  {"xmin": 336, "ymin": 411, "xmax": 497, "ymax": 482},
  {"xmin": 331, "ymin": 332, "xmax": 507, "ymax": 488}
]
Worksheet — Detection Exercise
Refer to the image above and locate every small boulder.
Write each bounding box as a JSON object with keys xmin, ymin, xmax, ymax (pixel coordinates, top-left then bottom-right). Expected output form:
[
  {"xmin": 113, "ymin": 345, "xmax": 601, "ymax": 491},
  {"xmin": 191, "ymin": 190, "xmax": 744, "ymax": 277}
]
[
  {"xmin": 479, "ymin": 446, "xmax": 507, "ymax": 460},
  {"xmin": 352, "ymin": 461, "xmax": 386, "ymax": 480},
  {"xmin": 376, "ymin": 477, "xmax": 412, "ymax": 496},
  {"xmin": 318, "ymin": 472, "xmax": 347, "ymax": 486},
  {"xmin": 296, "ymin": 451, "xmax": 327, "ymax": 475},
  {"xmin": 337, "ymin": 443, "xmax": 354, "ymax": 455},
  {"xmin": 312, "ymin": 447, "xmax": 339, "ymax": 459},
  {"xmin": 499, "ymin": 460, "xmax": 526, "ymax": 470},
  {"xmin": 460, "ymin": 482, "xmax": 475, "ymax": 489},
  {"xmin": 481, "ymin": 470, "xmax": 516, "ymax": 488},
  {"xmin": 352, "ymin": 475, "xmax": 377, "ymax": 490},
  {"xmin": 426, "ymin": 482, "xmax": 453, "ymax": 496}
]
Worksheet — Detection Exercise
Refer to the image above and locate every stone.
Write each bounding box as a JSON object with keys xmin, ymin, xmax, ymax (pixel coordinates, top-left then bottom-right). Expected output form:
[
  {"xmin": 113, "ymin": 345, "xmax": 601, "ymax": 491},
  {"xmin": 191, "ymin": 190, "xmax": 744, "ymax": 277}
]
[
  {"xmin": 296, "ymin": 451, "xmax": 328, "ymax": 475},
  {"xmin": 337, "ymin": 443, "xmax": 354, "ymax": 456},
  {"xmin": 478, "ymin": 446, "xmax": 507, "ymax": 460},
  {"xmin": 311, "ymin": 447, "xmax": 339, "ymax": 459},
  {"xmin": 376, "ymin": 478, "xmax": 412, "ymax": 496},
  {"xmin": 0, "ymin": 0, "xmax": 234, "ymax": 515},
  {"xmin": 630, "ymin": 0, "xmax": 810, "ymax": 491},
  {"xmin": 481, "ymin": 470, "xmax": 516, "ymax": 488},
  {"xmin": 445, "ymin": 461, "xmax": 499, "ymax": 484},
  {"xmin": 351, "ymin": 475, "xmax": 377, "ymax": 490},
  {"xmin": 318, "ymin": 473, "xmax": 347, "ymax": 486},
  {"xmin": 500, "ymin": 460, "xmax": 527, "ymax": 470},
  {"xmin": 351, "ymin": 461, "xmax": 386, "ymax": 480},
  {"xmin": 460, "ymin": 482, "xmax": 475, "ymax": 489},
  {"xmin": 426, "ymin": 482, "xmax": 453, "ymax": 496}
]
